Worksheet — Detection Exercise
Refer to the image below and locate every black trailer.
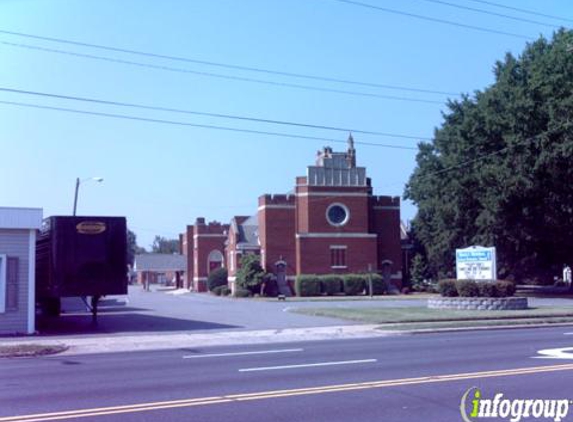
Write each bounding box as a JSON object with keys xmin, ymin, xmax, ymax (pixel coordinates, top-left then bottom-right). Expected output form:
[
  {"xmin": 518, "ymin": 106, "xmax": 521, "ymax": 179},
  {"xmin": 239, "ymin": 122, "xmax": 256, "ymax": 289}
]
[{"xmin": 36, "ymin": 216, "xmax": 128, "ymax": 323}]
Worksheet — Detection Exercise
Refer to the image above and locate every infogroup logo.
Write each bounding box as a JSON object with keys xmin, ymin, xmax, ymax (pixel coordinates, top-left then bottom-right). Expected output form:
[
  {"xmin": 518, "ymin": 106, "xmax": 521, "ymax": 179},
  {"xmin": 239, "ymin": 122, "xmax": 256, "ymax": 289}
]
[{"xmin": 460, "ymin": 387, "xmax": 571, "ymax": 422}]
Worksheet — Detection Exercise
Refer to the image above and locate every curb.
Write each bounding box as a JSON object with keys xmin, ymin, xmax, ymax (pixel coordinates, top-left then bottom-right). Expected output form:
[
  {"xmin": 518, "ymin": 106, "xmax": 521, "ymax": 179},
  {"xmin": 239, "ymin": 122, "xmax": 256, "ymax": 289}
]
[{"xmin": 396, "ymin": 321, "xmax": 573, "ymax": 335}]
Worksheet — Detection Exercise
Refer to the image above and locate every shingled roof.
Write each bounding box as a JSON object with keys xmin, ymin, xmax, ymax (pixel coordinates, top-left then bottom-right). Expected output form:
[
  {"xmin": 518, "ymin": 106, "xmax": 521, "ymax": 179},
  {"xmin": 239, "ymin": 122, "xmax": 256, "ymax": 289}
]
[
  {"xmin": 134, "ymin": 253, "xmax": 186, "ymax": 272},
  {"xmin": 237, "ymin": 214, "xmax": 259, "ymax": 249}
]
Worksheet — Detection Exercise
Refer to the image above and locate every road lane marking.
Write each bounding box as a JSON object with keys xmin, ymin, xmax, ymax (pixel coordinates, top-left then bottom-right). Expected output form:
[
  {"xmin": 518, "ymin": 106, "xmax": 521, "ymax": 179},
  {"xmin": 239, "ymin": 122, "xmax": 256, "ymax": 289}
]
[
  {"xmin": 238, "ymin": 359, "xmax": 377, "ymax": 372},
  {"xmin": 182, "ymin": 348, "xmax": 303, "ymax": 359},
  {"xmin": 534, "ymin": 347, "xmax": 573, "ymax": 359},
  {"xmin": 4, "ymin": 363, "xmax": 573, "ymax": 422}
]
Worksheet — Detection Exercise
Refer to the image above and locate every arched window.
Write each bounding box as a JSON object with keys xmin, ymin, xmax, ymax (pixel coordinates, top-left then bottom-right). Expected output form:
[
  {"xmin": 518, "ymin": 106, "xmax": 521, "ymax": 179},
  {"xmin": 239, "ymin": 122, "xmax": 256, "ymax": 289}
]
[{"xmin": 208, "ymin": 250, "xmax": 224, "ymax": 272}]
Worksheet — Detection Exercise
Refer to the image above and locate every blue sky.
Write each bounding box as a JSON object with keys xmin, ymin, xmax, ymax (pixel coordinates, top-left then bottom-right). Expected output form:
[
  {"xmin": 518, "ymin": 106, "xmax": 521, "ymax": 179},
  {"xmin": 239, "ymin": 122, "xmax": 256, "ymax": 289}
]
[{"xmin": 1, "ymin": 0, "xmax": 571, "ymax": 249}]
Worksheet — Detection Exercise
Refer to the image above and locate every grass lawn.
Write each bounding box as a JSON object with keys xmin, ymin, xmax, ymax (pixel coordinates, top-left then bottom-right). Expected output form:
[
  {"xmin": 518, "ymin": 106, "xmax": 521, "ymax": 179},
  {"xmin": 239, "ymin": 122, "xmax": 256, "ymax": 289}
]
[{"xmin": 293, "ymin": 306, "xmax": 573, "ymax": 328}]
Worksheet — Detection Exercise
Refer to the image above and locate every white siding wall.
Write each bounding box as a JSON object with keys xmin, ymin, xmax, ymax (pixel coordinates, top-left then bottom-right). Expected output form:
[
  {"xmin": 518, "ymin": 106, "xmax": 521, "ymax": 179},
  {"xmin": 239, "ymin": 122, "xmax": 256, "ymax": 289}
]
[{"xmin": 0, "ymin": 229, "xmax": 30, "ymax": 334}]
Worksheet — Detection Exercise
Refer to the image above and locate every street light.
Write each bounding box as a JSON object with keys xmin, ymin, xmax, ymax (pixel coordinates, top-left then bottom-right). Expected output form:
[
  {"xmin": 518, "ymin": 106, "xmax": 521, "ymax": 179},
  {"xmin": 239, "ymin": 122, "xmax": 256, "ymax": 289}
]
[{"xmin": 73, "ymin": 177, "xmax": 104, "ymax": 216}]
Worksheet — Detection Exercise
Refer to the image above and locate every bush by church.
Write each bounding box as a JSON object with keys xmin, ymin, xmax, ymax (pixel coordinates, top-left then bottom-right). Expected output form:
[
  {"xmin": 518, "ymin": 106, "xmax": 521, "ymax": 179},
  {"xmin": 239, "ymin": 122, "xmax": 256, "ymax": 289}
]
[
  {"xmin": 437, "ymin": 279, "xmax": 516, "ymax": 298},
  {"xmin": 295, "ymin": 273, "xmax": 390, "ymax": 297}
]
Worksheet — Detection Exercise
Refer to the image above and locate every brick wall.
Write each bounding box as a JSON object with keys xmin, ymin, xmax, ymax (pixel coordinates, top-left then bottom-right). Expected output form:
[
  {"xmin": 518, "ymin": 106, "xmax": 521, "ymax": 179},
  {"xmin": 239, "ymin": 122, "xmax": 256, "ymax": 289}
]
[
  {"xmin": 258, "ymin": 194, "xmax": 296, "ymax": 276},
  {"xmin": 191, "ymin": 218, "xmax": 228, "ymax": 292},
  {"xmin": 370, "ymin": 196, "xmax": 403, "ymax": 288}
]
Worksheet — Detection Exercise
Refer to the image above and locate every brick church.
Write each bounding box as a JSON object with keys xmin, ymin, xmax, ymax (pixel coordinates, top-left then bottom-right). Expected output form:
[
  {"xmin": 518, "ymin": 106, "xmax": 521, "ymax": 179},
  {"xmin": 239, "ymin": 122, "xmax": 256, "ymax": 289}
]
[{"xmin": 181, "ymin": 135, "xmax": 403, "ymax": 293}]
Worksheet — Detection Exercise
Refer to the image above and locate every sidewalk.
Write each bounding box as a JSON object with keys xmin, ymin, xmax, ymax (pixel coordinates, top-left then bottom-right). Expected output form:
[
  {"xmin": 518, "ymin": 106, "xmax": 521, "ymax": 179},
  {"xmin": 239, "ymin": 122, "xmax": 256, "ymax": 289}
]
[{"xmin": 0, "ymin": 324, "xmax": 396, "ymax": 356}]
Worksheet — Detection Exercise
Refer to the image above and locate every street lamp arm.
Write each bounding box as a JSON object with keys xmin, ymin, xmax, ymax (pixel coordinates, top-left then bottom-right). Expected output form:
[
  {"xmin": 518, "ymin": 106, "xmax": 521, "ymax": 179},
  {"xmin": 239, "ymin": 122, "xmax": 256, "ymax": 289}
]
[{"xmin": 73, "ymin": 176, "xmax": 104, "ymax": 216}]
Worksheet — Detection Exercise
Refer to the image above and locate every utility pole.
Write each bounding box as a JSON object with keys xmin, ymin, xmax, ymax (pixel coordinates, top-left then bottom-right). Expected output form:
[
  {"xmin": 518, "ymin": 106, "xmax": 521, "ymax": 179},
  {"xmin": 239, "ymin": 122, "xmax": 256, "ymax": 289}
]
[{"xmin": 368, "ymin": 263, "xmax": 373, "ymax": 298}]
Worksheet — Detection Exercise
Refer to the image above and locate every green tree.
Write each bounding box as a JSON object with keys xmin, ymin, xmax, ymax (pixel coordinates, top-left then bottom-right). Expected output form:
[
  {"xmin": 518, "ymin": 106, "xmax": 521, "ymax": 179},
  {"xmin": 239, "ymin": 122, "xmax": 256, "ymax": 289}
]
[
  {"xmin": 151, "ymin": 236, "xmax": 180, "ymax": 254},
  {"xmin": 409, "ymin": 253, "xmax": 430, "ymax": 291},
  {"xmin": 235, "ymin": 254, "xmax": 265, "ymax": 293},
  {"xmin": 405, "ymin": 29, "xmax": 573, "ymax": 284},
  {"xmin": 127, "ymin": 229, "xmax": 146, "ymax": 266}
]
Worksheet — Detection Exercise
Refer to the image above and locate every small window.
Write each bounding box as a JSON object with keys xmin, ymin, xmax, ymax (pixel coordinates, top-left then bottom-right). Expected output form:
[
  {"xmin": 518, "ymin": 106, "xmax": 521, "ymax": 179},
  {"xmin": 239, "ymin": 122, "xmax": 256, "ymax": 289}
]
[
  {"xmin": 6, "ymin": 257, "xmax": 18, "ymax": 311},
  {"xmin": 0, "ymin": 255, "xmax": 5, "ymax": 313},
  {"xmin": 330, "ymin": 246, "xmax": 347, "ymax": 268}
]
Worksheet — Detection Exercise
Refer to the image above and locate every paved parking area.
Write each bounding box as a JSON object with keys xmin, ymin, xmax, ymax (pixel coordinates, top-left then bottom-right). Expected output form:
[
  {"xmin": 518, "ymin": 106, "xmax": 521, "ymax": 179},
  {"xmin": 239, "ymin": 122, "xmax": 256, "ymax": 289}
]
[
  {"xmin": 36, "ymin": 286, "xmax": 353, "ymax": 337},
  {"xmin": 34, "ymin": 286, "xmax": 573, "ymax": 338}
]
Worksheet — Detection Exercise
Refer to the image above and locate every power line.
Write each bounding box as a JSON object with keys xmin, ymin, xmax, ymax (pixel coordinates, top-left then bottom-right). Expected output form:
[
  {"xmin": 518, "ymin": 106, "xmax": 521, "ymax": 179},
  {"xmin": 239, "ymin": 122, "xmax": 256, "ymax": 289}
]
[
  {"xmin": 0, "ymin": 41, "xmax": 445, "ymax": 105},
  {"xmin": 0, "ymin": 99, "xmax": 419, "ymax": 150},
  {"xmin": 330, "ymin": 0, "xmax": 532, "ymax": 40},
  {"xmin": 0, "ymin": 29, "xmax": 457, "ymax": 96},
  {"xmin": 463, "ymin": 0, "xmax": 573, "ymax": 25},
  {"xmin": 412, "ymin": 122, "xmax": 572, "ymax": 180},
  {"xmin": 378, "ymin": 121, "xmax": 573, "ymax": 192},
  {"xmin": 417, "ymin": 0, "xmax": 560, "ymax": 29},
  {"xmin": 0, "ymin": 87, "xmax": 432, "ymax": 141}
]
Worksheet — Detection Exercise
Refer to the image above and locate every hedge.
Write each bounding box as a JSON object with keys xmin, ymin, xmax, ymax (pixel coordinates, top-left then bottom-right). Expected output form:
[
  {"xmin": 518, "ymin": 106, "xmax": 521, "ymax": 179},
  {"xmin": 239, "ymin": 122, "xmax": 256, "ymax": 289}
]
[
  {"xmin": 478, "ymin": 282, "xmax": 497, "ymax": 298},
  {"xmin": 295, "ymin": 275, "xmax": 322, "ymax": 297},
  {"xmin": 438, "ymin": 279, "xmax": 516, "ymax": 298},
  {"xmin": 495, "ymin": 280, "xmax": 516, "ymax": 297},
  {"xmin": 455, "ymin": 279, "xmax": 480, "ymax": 297},
  {"xmin": 292, "ymin": 274, "xmax": 390, "ymax": 296},
  {"xmin": 320, "ymin": 275, "xmax": 343, "ymax": 296},
  {"xmin": 437, "ymin": 279, "xmax": 458, "ymax": 297},
  {"xmin": 369, "ymin": 273, "xmax": 389, "ymax": 295},
  {"xmin": 343, "ymin": 275, "xmax": 365, "ymax": 296}
]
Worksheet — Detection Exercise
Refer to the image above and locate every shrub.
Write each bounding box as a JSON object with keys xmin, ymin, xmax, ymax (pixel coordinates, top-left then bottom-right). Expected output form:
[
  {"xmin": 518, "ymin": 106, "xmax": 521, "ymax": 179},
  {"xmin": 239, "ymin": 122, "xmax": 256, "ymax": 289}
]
[
  {"xmin": 456, "ymin": 280, "xmax": 480, "ymax": 297},
  {"xmin": 295, "ymin": 275, "xmax": 322, "ymax": 297},
  {"xmin": 320, "ymin": 275, "xmax": 343, "ymax": 296},
  {"xmin": 212, "ymin": 285, "xmax": 231, "ymax": 296},
  {"xmin": 437, "ymin": 279, "xmax": 458, "ymax": 297},
  {"xmin": 343, "ymin": 274, "xmax": 365, "ymax": 296},
  {"xmin": 233, "ymin": 288, "xmax": 252, "ymax": 298},
  {"xmin": 207, "ymin": 267, "xmax": 228, "ymax": 292},
  {"xmin": 478, "ymin": 282, "xmax": 497, "ymax": 298},
  {"xmin": 236, "ymin": 254, "xmax": 265, "ymax": 293},
  {"xmin": 412, "ymin": 278, "xmax": 438, "ymax": 293},
  {"xmin": 369, "ymin": 273, "xmax": 388, "ymax": 295},
  {"xmin": 261, "ymin": 273, "xmax": 279, "ymax": 297},
  {"xmin": 495, "ymin": 280, "xmax": 516, "ymax": 297}
]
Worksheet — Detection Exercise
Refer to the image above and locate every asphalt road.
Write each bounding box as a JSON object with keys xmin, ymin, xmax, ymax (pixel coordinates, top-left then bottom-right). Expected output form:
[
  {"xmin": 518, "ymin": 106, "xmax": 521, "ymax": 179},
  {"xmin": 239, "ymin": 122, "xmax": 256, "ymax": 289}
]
[{"xmin": 3, "ymin": 326, "xmax": 573, "ymax": 422}]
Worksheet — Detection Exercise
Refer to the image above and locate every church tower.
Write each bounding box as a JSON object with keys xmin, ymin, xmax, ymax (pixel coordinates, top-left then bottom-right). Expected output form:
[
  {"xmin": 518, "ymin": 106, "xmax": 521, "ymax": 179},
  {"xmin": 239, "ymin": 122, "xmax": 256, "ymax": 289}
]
[{"xmin": 347, "ymin": 133, "xmax": 356, "ymax": 168}]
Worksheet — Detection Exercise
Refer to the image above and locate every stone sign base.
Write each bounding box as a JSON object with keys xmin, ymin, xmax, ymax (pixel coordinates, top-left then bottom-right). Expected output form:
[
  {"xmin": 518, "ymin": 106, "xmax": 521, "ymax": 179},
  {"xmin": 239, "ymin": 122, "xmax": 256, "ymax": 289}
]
[{"xmin": 428, "ymin": 297, "xmax": 528, "ymax": 311}]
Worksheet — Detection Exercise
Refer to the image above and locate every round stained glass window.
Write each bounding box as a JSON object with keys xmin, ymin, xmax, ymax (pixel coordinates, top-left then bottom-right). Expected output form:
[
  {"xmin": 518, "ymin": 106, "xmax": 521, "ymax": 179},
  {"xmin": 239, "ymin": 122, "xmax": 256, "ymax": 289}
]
[{"xmin": 326, "ymin": 203, "xmax": 349, "ymax": 226}]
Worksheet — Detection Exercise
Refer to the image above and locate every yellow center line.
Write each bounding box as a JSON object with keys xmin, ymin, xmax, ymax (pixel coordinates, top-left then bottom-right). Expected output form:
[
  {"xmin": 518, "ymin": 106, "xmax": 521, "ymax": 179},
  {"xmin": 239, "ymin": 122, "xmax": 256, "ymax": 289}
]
[{"xmin": 3, "ymin": 363, "xmax": 573, "ymax": 422}]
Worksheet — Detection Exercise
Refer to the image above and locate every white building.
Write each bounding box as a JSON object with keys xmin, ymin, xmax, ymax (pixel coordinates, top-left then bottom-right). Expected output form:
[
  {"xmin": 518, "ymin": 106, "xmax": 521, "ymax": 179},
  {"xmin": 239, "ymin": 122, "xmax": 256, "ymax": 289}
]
[{"xmin": 0, "ymin": 207, "xmax": 42, "ymax": 335}]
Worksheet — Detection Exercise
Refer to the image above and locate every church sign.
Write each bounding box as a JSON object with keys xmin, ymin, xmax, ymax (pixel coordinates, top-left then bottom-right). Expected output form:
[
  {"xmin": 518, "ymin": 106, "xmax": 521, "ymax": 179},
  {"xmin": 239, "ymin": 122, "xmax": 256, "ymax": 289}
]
[{"xmin": 455, "ymin": 246, "xmax": 497, "ymax": 280}]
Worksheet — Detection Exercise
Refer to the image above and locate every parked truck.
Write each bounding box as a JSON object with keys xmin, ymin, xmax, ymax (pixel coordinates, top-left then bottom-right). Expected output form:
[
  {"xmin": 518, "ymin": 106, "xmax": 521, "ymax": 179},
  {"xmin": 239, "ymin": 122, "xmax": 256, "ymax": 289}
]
[{"xmin": 36, "ymin": 216, "xmax": 128, "ymax": 323}]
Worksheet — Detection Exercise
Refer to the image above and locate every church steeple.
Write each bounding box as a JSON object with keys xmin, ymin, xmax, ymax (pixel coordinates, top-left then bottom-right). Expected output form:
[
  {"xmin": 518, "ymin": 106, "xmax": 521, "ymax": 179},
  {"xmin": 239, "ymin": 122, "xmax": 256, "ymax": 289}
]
[{"xmin": 347, "ymin": 133, "xmax": 356, "ymax": 168}]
